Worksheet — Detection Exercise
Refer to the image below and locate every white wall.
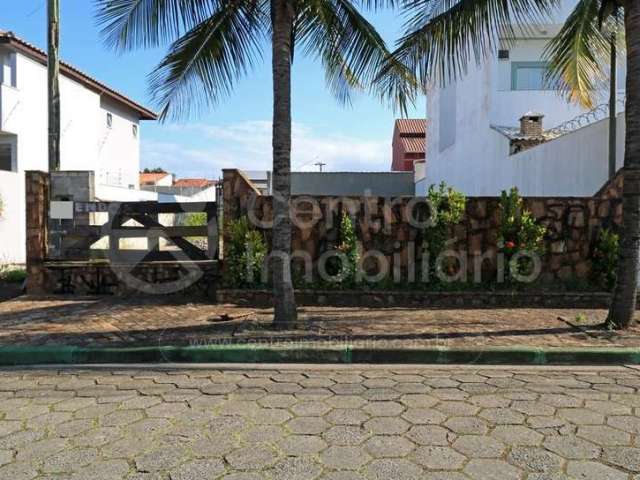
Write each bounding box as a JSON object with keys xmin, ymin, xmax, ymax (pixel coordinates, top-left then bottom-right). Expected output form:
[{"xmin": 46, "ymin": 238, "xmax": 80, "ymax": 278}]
[
  {"xmin": 188, "ymin": 185, "xmax": 217, "ymax": 202},
  {"xmin": 0, "ymin": 50, "xmax": 142, "ymax": 179},
  {"xmin": 426, "ymin": 113, "xmax": 625, "ymax": 197},
  {"xmin": 97, "ymin": 98, "xmax": 141, "ymax": 189},
  {"xmin": 413, "ymin": 162, "xmax": 427, "ymax": 196},
  {"xmin": 0, "ymin": 48, "xmax": 148, "ymax": 263},
  {"xmin": 424, "ymin": 26, "xmax": 626, "ymax": 197},
  {"xmin": 506, "ymin": 114, "xmax": 625, "ymax": 196},
  {"xmin": 0, "ymin": 170, "xmax": 25, "ymax": 264},
  {"xmin": 96, "ymin": 184, "xmax": 189, "ymax": 203}
]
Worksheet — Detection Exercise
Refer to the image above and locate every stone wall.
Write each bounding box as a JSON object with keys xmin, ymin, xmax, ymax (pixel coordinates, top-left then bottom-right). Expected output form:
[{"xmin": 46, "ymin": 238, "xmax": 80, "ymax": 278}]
[
  {"xmin": 26, "ymin": 171, "xmax": 221, "ymax": 297},
  {"xmin": 222, "ymin": 169, "xmax": 623, "ymax": 284},
  {"xmin": 25, "ymin": 171, "xmax": 51, "ymax": 294},
  {"xmin": 48, "ymin": 171, "xmax": 95, "ymax": 259},
  {"xmin": 217, "ymin": 288, "xmax": 613, "ymax": 309},
  {"xmin": 43, "ymin": 262, "xmax": 218, "ymax": 298}
]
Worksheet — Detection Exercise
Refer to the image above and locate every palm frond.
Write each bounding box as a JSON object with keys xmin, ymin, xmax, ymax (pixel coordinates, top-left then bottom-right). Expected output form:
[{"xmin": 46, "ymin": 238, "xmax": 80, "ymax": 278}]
[
  {"xmin": 544, "ymin": 0, "xmax": 616, "ymax": 109},
  {"xmin": 387, "ymin": 0, "xmax": 561, "ymax": 86},
  {"xmin": 351, "ymin": 0, "xmax": 398, "ymax": 10},
  {"xmin": 94, "ymin": 0, "xmax": 220, "ymax": 51},
  {"xmin": 148, "ymin": 2, "xmax": 266, "ymax": 120},
  {"xmin": 297, "ymin": 0, "xmax": 418, "ymax": 113},
  {"xmin": 597, "ymin": 0, "xmax": 623, "ymax": 27}
]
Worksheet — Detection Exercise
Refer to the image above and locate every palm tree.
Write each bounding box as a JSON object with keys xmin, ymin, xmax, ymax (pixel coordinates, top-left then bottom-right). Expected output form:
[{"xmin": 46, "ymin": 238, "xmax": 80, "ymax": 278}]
[
  {"xmin": 382, "ymin": 0, "xmax": 638, "ymax": 329},
  {"xmin": 95, "ymin": 0, "xmax": 416, "ymax": 329}
]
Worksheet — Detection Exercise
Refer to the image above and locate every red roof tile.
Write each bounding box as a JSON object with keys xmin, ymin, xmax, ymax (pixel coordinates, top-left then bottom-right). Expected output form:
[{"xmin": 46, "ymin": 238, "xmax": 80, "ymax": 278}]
[
  {"xmin": 173, "ymin": 178, "xmax": 217, "ymax": 188},
  {"xmin": 395, "ymin": 119, "xmax": 427, "ymax": 136},
  {"xmin": 139, "ymin": 172, "xmax": 170, "ymax": 185},
  {"xmin": 400, "ymin": 137, "xmax": 425, "ymax": 154}
]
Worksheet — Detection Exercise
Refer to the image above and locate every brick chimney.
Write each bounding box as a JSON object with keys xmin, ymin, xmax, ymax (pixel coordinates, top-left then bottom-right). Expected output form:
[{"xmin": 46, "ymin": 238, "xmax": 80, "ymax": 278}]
[{"xmin": 520, "ymin": 112, "xmax": 544, "ymax": 137}]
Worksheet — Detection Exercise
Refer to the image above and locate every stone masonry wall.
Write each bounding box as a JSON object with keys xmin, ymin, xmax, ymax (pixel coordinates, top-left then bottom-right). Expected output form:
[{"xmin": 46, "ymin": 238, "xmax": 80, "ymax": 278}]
[
  {"xmin": 48, "ymin": 171, "xmax": 95, "ymax": 259},
  {"xmin": 222, "ymin": 169, "xmax": 623, "ymax": 284},
  {"xmin": 25, "ymin": 171, "xmax": 51, "ymax": 294}
]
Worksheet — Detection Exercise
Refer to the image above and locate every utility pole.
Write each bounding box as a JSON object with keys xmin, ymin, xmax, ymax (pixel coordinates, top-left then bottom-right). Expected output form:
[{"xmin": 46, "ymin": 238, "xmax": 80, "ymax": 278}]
[
  {"xmin": 608, "ymin": 30, "xmax": 617, "ymax": 180},
  {"xmin": 48, "ymin": 0, "xmax": 60, "ymax": 172},
  {"xmin": 608, "ymin": 31, "xmax": 617, "ymax": 179},
  {"xmin": 314, "ymin": 161, "xmax": 326, "ymax": 172}
]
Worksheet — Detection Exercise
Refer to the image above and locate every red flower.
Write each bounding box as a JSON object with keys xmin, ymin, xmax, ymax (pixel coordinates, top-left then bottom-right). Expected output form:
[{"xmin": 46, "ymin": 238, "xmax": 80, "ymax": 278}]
[{"xmin": 505, "ymin": 241, "xmax": 516, "ymax": 249}]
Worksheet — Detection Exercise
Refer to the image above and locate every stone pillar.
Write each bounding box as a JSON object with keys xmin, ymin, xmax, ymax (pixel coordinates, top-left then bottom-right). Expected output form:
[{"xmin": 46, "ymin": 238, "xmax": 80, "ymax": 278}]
[
  {"xmin": 49, "ymin": 171, "xmax": 95, "ymax": 259},
  {"xmin": 25, "ymin": 171, "xmax": 51, "ymax": 294},
  {"xmin": 221, "ymin": 169, "xmax": 262, "ymax": 261}
]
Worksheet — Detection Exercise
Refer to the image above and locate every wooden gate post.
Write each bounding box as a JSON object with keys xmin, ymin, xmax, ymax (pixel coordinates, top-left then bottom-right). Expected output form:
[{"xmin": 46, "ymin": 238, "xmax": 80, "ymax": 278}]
[{"xmin": 25, "ymin": 171, "xmax": 51, "ymax": 294}]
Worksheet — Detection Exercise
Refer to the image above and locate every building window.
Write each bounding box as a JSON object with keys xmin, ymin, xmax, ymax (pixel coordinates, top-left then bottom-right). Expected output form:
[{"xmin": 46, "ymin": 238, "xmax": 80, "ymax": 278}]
[
  {"xmin": 132, "ymin": 124, "xmax": 138, "ymax": 138},
  {"xmin": 511, "ymin": 62, "xmax": 553, "ymax": 91},
  {"xmin": 106, "ymin": 112, "xmax": 113, "ymax": 128},
  {"xmin": 0, "ymin": 51, "xmax": 17, "ymax": 88},
  {"xmin": 0, "ymin": 143, "xmax": 13, "ymax": 171}
]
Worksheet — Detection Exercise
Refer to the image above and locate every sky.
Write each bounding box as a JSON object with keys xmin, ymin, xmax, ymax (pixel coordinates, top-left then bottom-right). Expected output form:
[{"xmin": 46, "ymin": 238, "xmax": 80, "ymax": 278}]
[{"xmin": 1, "ymin": 0, "xmax": 424, "ymax": 179}]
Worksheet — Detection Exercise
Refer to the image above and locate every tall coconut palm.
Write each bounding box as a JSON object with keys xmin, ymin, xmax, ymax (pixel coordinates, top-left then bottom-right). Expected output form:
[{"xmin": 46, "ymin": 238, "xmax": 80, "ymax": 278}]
[
  {"xmin": 382, "ymin": 0, "xmax": 638, "ymax": 329},
  {"xmin": 95, "ymin": 0, "xmax": 416, "ymax": 329}
]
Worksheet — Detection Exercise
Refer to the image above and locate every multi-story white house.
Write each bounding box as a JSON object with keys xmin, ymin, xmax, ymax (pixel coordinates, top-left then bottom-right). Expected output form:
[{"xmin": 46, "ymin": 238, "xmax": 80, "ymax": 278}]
[
  {"xmin": 0, "ymin": 30, "xmax": 158, "ymax": 263},
  {"xmin": 419, "ymin": 2, "xmax": 627, "ymax": 197}
]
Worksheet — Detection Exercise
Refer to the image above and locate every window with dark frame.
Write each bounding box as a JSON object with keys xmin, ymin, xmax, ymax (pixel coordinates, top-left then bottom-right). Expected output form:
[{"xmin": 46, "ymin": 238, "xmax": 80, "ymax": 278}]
[
  {"xmin": 0, "ymin": 143, "xmax": 13, "ymax": 171},
  {"xmin": 0, "ymin": 51, "xmax": 17, "ymax": 88}
]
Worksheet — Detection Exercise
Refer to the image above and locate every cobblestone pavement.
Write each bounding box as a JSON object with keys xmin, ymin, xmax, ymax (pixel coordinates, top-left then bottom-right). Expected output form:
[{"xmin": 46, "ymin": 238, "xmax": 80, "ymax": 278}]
[
  {"xmin": 0, "ymin": 365, "xmax": 640, "ymax": 479},
  {"xmin": 1, "ymin": 296, "xmax": 640, "ymax": 348}
]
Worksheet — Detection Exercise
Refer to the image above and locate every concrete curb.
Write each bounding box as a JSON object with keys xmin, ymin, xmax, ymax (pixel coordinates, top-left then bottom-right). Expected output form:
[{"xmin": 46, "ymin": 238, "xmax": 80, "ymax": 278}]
[{"xmin": 0, "ymin": 345, "xmax": 639, "ymax": 366}]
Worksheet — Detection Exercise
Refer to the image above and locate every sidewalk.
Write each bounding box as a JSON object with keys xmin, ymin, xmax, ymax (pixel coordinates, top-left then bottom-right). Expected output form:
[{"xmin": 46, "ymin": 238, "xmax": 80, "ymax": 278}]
[{"xmin": 0, "ymin": 295, "xmax": 638, "ymax": 349}]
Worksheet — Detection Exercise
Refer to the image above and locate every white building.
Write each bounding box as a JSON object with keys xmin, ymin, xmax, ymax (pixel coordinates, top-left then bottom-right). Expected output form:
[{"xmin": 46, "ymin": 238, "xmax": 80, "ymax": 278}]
[
  {"xmin": 420, "ymin": 2, "xmax": 627, "ymax": 197},
  {"xmin": 0, "ymin": 31, "xmax": 158, "ymax": 264}
]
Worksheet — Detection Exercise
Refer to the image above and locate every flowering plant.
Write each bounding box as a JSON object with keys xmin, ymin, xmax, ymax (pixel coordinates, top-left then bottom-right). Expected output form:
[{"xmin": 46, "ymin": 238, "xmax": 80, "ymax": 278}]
[{"xmin": 498, "ymin": 188, "xmax": 546, "ymax": 281}]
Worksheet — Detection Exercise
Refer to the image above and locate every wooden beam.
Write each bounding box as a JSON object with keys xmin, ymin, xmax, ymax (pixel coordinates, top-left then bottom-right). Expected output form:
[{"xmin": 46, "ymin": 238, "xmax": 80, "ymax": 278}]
[
  {"xmin": 120, "ymin": 202, "xmax": 217, "ymax": 214},
  {"xmin": 67, "ymin": 225, "xmax": 209, "ymax": 238},
  {"xmin": 126, "ymin": 214, "xmax": 208, "ymax": 261}
]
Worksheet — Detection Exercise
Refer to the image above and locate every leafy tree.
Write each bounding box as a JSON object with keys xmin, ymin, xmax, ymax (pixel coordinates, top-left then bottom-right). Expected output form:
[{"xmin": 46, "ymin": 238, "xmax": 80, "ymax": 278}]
[
  {"xmin": 382, "ymin": 0, "xmax": 638, "ymax": 329},
  {"xmin": 96, "ymin": 0, "xmax": 416, "ymax": 329}
]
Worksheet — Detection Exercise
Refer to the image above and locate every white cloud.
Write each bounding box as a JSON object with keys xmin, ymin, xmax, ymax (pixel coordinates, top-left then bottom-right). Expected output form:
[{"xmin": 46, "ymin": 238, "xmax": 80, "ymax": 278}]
[{"xmin": 142, "ymin": 120, "xmax": 390, "ymax": 178}]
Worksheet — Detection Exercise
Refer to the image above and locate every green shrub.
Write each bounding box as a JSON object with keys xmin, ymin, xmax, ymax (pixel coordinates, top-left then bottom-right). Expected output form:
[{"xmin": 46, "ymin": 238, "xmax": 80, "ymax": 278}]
[
  {"xmin": 184, "ymin": 212, "xmax": 207, "ymax": 227},
  {"xmin": 181, "ymin": 212, "xmax": 208, "ymax": 249},
  {"xmin": 0, "ymin": 267, "xmax": 26, "ymax": 284},
  {"xmin": 592, "ymin": 228, "xmax": 619, "ymax": 291},
  {"xmin": 336, "ymin": 213, "xmax": 359, "ymax": 286},
  {"xmin": 223, "ymin": 217, "xmax": 267, "ymax": 288},
  {"xmin": 422, "ymin": 182, "xmax": 466, "ymax": 279},
  {"xmin": 498, "ymin": 187, "xmax": 546, "ymax": 281},
  {"xmin": 316, "ymin": 212, "xmax": 360, "ymax": 288}
]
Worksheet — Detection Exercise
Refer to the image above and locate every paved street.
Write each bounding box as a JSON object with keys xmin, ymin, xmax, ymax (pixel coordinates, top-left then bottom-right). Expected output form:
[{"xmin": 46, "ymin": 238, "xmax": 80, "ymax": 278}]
[{"xmin": 0, "ymin": 365, "xmax": 639, "ymax": 479}]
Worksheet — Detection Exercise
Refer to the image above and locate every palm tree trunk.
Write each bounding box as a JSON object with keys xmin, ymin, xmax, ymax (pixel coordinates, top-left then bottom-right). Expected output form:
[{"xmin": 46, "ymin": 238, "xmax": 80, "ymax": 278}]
[
  {"xmin": 607, "ymin": 0, "xmax": 640, "ymax": 329},
  {"xmin": 270, "ymin": 0, "xmax": 299, "ymax": 329}
]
